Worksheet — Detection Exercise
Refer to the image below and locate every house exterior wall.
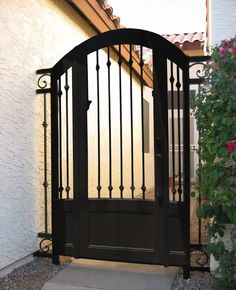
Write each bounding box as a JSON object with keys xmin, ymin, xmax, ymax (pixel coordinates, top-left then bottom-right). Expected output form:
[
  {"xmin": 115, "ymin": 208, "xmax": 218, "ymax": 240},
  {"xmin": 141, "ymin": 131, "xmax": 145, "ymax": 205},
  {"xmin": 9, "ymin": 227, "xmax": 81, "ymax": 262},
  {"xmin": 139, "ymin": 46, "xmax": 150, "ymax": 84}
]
[
  {"xmin": 211, "ymin": 0, "xmax": 236, "ymax": 45},
  {"xmin": 0, "ymin": 0, "xmax": 96, "ymax": 270},
  {"xmin": 0, "ymin": 0, "xmax": 153, "ymax": 270}
]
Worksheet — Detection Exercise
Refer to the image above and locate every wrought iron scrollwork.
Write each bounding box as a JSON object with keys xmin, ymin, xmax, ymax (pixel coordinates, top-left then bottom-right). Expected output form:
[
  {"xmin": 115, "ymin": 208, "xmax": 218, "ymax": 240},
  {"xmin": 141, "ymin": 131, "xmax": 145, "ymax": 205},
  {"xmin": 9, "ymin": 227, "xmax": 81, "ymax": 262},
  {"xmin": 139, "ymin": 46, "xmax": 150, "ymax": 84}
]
[
  {"xmin": 196, "ymin": 251, "xmax": 209, "ymax": 266},
  {"xmin": 189, "ymin": 62, "xmax": 207, "ymax": 79},
  {"xmin": 39, "ymin": 238, "xmax": 52, "ymax": 253},
  {"xmin": 37, "ymin": 73, "xmax": 51, "ymax": 89},
  {"xmin": 36, "ymin": 68, "xmax": 52, "ymax": 94},
  {"xmin": 190, "ymin": 249, "xmax": 209, "ymax": 268}
]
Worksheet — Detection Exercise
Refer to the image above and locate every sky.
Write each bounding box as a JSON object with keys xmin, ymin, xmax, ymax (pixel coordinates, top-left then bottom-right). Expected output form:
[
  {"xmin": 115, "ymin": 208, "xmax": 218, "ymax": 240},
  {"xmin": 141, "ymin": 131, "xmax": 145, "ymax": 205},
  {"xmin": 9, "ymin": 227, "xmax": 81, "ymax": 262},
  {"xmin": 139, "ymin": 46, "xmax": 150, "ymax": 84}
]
[{"xmin": 108, "ymin": 0, "xmax": 206, "ymax": 35}]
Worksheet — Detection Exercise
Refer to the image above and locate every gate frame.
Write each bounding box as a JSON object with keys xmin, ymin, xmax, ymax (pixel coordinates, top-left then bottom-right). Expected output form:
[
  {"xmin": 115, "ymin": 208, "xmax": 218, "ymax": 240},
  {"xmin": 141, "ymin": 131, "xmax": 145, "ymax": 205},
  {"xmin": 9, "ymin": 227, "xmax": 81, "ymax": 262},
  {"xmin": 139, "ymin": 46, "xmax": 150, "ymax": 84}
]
[{"xmin": 49, "ymin": 29, "xmax": 190, "ymax": 277}]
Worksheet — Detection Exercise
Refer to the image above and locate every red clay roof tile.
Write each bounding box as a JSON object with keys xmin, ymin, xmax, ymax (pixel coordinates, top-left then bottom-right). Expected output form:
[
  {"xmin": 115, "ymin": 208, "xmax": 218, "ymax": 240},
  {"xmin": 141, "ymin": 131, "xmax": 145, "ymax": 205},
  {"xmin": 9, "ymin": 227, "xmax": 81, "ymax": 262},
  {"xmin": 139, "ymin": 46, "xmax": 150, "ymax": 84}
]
[
  {"xmin": 162, "ymin": 32, "xmax": 204, "ymax": 44},
  {"xmin": 101, "ymin": 1, "xmax": 204, "ymax": 46}
]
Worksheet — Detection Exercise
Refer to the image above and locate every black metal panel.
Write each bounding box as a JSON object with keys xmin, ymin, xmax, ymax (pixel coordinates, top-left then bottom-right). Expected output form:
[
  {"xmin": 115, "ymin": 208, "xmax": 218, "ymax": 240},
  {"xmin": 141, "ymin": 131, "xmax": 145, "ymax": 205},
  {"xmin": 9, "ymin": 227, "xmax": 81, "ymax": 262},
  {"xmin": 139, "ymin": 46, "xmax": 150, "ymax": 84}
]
[{"xmin": 182, "ymin": 60, "xmax": 190, "ymax": 274}]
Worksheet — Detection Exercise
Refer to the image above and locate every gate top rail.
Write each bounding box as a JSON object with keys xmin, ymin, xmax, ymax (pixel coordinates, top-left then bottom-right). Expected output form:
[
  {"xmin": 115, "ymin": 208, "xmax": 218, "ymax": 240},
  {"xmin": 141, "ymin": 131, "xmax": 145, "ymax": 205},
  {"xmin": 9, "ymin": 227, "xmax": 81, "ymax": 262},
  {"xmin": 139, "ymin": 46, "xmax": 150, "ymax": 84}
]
[{"xmin": 52, "ymin": 28, "xmax": 189, "ymax": 80}]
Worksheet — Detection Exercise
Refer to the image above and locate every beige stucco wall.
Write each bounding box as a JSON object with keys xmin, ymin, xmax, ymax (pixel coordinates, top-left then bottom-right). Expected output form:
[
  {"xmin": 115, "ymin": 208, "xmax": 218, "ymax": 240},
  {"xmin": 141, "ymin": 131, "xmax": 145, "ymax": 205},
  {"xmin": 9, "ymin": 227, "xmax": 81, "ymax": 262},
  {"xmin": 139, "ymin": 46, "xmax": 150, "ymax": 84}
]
[
  {"xmin": 0, "ymin": 0, "xmax": 96, "ymax": 270},
  {"xmin": 210, "ymin": 0, "xmax": 236, "ymax": 45},
  {"xmin": 0, "ymin": 0, "xmax": 154, "ymax": 270}
]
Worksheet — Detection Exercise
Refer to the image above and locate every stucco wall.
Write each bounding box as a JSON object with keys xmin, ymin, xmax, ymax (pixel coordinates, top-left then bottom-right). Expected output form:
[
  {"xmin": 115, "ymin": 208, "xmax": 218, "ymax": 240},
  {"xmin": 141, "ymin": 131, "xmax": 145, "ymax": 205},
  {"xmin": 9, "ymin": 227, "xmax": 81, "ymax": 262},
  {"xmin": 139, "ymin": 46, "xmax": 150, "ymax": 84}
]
[
  {"xmin": 211, "ymin": 0, "xmax": 236, "ymax": 45},
  {"xmin": 0, "ymin": 0, "xmax": 97, "ymax": 270}
]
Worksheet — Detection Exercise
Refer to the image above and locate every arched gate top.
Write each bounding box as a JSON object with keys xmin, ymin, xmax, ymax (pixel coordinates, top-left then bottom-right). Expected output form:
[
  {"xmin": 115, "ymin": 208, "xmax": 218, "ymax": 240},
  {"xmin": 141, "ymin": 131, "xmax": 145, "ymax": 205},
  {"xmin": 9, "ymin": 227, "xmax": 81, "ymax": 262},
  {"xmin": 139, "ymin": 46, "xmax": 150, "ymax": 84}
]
[{"xmin": 52, "ymin": 28, "xmax": 189, "ymax": 77}]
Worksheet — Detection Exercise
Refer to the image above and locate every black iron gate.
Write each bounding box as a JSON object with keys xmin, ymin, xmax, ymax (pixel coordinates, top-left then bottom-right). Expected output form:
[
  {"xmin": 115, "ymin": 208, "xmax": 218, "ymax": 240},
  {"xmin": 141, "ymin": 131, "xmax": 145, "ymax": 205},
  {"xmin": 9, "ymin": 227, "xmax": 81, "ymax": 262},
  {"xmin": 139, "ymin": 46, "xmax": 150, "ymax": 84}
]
[{"xmin": 50, "ymin": 29, "xmax": 190, "ymax": 276}]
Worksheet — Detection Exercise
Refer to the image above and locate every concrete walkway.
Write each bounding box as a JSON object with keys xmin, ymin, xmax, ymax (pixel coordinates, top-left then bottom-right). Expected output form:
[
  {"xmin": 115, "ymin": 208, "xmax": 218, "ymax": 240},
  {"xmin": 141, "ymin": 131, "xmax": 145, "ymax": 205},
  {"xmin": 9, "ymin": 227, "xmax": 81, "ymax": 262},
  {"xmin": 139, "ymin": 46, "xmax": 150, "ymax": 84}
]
[{"xmin": 42, "ymin": 259, "xmax": 178, "ymax": 290}]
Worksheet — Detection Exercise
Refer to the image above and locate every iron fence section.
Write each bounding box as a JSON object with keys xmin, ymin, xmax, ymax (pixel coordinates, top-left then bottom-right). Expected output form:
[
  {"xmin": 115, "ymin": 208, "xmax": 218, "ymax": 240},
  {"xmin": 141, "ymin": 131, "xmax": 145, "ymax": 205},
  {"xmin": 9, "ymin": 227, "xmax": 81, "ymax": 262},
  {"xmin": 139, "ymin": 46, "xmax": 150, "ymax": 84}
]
[{"xmin": 35, "ymin": 54, "xmax": 211, "ymax": 272}]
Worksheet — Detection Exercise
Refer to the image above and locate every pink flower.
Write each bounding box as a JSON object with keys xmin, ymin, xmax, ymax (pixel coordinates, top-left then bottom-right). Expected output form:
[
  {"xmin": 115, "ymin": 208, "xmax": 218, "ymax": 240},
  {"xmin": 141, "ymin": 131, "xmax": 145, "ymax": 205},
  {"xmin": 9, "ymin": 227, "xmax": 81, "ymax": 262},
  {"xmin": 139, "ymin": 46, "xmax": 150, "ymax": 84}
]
[
  {"xmin": 223, "ymin": 41, "xmax": 229, "ymax": 47},
  {"xmin": 232, "ymin": 46, "xmax": 236, "ymax": 54},
  {"xmin": 219, "ymin": 47, "xmax": 227, "ymax": 56},
  {"xmin": 227, "ymin": 141, "xmax": 236, "ymax": 153}
]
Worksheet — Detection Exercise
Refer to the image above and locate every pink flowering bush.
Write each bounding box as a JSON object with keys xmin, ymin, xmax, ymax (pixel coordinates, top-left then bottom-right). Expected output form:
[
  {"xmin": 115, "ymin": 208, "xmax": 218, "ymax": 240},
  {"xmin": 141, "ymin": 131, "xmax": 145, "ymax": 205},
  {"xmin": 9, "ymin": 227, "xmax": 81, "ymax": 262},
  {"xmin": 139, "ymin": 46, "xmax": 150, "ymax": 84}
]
[
  {"xmin": 227, "ymin": 140, "xmax": 236, "ymax": 153},
  {"xmin": 194, "ymin": 37, "xmax": 236, "ymax": 290}
]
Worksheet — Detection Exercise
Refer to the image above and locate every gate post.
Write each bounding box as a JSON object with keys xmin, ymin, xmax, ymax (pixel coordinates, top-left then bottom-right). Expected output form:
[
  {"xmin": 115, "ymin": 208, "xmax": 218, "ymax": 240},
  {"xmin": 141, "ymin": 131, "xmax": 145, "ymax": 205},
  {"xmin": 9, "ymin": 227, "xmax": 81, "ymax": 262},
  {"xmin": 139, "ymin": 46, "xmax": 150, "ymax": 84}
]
[
  {"xmin": 153, "ymin": 43, "xmax": 169, "ymax": 266},
  {"xmin": 182, "ymin": 58, "xmax": 190, "ymax": 279}
]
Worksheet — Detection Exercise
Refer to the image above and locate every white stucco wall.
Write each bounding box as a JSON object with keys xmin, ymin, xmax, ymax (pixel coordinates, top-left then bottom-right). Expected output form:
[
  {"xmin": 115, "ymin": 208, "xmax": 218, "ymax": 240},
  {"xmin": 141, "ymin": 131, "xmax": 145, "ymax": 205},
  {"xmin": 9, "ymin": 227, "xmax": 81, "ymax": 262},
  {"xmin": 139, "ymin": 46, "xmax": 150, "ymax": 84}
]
[
  {"xmin": 211, "ymin": 0, "xmax": 236, "ymax": 45},
  {"xmin": 0, "ymin": 0, "xmax": 154, "ymax": 270},
  {"xmin": 0, "ymin": 0, "xmax": 97, "ymax": 270}
]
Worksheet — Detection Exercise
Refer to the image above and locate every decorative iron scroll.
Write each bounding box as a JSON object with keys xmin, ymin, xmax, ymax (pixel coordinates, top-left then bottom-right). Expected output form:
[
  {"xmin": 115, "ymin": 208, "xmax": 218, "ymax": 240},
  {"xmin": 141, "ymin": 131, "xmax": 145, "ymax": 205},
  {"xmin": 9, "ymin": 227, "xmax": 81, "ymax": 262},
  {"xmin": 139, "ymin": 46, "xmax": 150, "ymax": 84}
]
[
  {"xmin": 190, "ymin": 249, "xmax": 209, "ymax": 268},
  {"xmin": 37, "ymin": 73, "xmax": 51, "ymax": 89},
  {"xmin": 189, "ymin": 62, "xmax": 208, "ymax": 79},
  {"xmin": 39, "ymin": 238, "xmax": 52, "ymax": 253}
]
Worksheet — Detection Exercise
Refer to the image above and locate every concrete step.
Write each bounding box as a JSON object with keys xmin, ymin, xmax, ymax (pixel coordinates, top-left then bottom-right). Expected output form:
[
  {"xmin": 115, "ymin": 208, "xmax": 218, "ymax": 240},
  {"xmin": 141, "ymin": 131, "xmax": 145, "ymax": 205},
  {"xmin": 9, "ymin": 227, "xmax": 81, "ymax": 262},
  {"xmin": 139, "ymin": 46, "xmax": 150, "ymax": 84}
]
[{"xmin": 42, "ymin": 259, "xmax": 178, "ymax": 290}]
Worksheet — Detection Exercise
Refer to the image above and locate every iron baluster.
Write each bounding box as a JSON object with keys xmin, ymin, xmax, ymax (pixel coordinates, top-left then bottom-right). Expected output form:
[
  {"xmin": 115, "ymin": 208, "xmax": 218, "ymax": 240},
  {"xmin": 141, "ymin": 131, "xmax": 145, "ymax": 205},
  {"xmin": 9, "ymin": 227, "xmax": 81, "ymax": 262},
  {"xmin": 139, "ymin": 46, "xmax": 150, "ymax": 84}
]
[
  {"xmin": 118, "ymin": 45, "xmax": 124, "ymax": 198},
  {"xmin": 96, "ymin": 50, "xmax": 102, "ymax": 198},
  {"xmin": 65, "ymin": 71, "xmax": 70, "ymax": 199},
  {"xmin": 198, "ymin": 193, "xmax": 202, "ymax": 245},
  {"xmin": 43, "ymin": 91, "xmax": 48, "ymax": 233},
  {"xmin": 176, "ymin": 66, "xmax": 182, "ymax": 201},
  {"xmin": 58, "ymin": 78, "xmax": 64, "ymax": 199},
  {"xmin": 107, "ymin": 47, "xmax": 113, "ymax": 198},
  {"xmin": 129, "ymin": 44, "xmax": 135, "ymax": 198},
  {"xmin": 170, "ymin": 61, "xmax": 176, "ymax": 201},
  {"xmin": 198, "ymin": 116, "xmax": 202, "ymax": 244},
  {"xmin": 197, "ymin": 82, "xmax": 202, "ymax": 244},
  {"xmin": 140, "ymin": 46, "xmax": 146, "ymax": 199}
]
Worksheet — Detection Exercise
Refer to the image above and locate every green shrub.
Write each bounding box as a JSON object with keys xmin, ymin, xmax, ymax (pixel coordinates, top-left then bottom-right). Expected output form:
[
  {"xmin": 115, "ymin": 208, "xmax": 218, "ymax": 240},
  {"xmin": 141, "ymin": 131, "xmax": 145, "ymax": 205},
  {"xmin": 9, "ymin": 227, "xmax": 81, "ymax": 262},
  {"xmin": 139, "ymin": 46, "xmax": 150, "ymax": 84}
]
[{"xmin": 193, "ymin": 37, "xmax": 236, "ymax": 290}]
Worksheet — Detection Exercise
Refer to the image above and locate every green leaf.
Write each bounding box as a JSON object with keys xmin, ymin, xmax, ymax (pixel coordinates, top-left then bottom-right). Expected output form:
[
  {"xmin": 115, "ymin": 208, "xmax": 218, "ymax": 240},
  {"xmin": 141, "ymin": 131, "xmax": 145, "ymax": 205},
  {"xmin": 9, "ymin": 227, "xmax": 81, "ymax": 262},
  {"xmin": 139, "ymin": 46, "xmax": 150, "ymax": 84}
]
[{"xmin": 190, "ymin": 191, "xmax": 196, "ymax": 197}]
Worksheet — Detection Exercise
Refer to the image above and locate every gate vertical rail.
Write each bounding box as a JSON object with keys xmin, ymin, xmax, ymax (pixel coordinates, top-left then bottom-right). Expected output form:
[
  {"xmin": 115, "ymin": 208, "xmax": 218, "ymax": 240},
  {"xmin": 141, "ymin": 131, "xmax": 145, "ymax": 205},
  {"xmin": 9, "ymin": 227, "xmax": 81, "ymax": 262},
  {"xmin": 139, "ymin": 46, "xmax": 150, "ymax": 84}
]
[
  {"xmin": 153, "ymin": 43, "xmax": 169, "ymax": 265},
  {"xmin": 51, "ymin": 69, "xmax": 60, "ymax": 264},
  {"xmin": 183, "ymin": 61, "xmax": 190, "ymax": 278},
  {"xmin": 72, "ymin": 57, "xmax": 90, "ymax": 258},
  {"xmin": 189, "ymin": 55, "xmax": 211, "ymax": 272}
]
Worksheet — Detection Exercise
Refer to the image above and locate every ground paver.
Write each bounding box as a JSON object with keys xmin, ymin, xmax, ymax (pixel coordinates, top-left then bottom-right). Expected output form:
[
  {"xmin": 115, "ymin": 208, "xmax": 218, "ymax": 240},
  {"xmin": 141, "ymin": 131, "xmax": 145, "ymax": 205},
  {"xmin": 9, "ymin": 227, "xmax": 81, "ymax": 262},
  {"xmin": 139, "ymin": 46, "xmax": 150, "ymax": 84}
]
[{"xmin": 42, "ymin": 259, "xmax": 178, "ymax": 290}]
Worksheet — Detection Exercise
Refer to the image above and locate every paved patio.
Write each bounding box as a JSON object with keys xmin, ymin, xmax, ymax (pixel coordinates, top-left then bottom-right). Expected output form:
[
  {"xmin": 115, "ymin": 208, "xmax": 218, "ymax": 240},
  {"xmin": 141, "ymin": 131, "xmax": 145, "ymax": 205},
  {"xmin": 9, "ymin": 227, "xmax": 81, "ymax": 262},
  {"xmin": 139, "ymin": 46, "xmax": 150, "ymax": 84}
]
[{"xmin": 42, "ymin": 259, "xmax": 178, "ymax": 290}]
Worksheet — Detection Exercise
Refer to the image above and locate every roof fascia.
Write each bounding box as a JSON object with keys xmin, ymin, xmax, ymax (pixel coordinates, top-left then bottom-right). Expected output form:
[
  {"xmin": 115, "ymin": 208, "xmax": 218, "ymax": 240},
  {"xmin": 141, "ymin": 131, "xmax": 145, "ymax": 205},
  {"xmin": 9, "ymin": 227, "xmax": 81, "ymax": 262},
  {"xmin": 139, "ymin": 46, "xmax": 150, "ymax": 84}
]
[{"xmin": 66, "ymin": 0, "xmax": 153, "ymax": 87}]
